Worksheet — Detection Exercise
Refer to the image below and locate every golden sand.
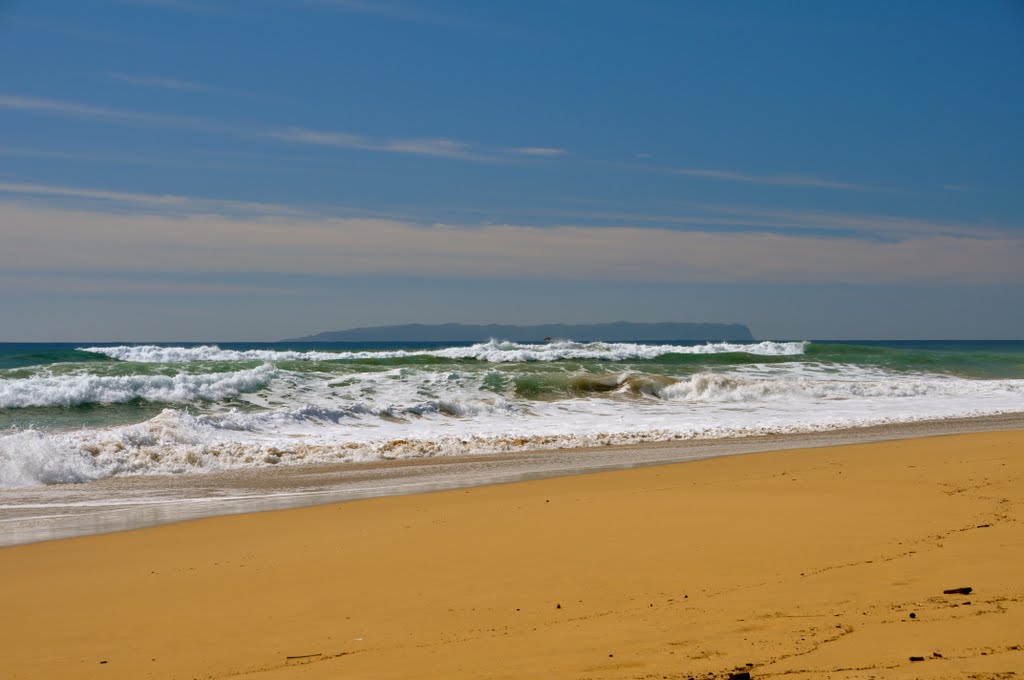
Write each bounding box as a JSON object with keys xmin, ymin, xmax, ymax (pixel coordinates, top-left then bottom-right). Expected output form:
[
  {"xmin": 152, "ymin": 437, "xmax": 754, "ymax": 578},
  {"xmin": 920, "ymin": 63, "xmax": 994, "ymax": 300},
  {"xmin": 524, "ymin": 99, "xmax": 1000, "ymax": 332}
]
[{"xmin": 1, "ymin": 430, "xmax": 1021, "ymax": 679}]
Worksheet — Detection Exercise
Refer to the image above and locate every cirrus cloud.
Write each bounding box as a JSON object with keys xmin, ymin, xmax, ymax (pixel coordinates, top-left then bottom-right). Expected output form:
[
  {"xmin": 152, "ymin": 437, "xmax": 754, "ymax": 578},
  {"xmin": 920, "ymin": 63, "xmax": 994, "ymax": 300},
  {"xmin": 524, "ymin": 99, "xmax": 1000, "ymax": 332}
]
[{"xmin": 0, "ymin": 184, "xmax": 1020, "ymax": 287}]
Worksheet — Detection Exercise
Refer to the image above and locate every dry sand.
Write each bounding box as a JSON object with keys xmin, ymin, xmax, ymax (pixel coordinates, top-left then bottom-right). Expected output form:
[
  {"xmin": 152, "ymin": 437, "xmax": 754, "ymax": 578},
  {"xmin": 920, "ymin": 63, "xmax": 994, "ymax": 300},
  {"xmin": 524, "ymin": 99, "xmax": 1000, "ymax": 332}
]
[{"xmin": 1, "ymin": 430, "xmax": 1021, "ymax": 679}]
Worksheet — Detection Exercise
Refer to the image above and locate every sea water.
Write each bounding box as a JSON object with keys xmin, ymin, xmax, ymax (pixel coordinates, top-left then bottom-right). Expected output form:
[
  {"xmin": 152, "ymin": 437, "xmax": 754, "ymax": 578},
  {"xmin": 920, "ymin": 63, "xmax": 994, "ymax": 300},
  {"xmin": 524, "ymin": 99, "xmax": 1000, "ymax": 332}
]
[{"xmin": 2, "ymin": 339, "xmax": 1023, "ymax": 488}]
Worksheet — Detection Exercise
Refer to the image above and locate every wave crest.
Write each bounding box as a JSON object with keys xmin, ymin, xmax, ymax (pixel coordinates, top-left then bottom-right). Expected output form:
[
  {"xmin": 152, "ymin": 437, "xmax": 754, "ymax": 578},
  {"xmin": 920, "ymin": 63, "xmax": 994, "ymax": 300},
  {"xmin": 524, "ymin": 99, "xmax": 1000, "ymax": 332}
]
[
  {"xmin": 653, "ymin": 372, "xmax": 1024, "ymax": 402},
  {"xmin": 0, "ymin": 364, "xmax": 275, "ymax": 408},
  {"xmin": 78, "ymin": 340, "xmax": 808, "ymax": 364}
]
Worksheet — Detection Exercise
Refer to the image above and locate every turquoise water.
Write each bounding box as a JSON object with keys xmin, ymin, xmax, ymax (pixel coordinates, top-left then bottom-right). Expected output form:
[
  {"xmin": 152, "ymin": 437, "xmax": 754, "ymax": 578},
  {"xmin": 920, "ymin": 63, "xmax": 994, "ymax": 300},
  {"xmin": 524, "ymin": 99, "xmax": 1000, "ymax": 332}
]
[{"xmin": 1, "ymin": 339, "xmax": 1022, "ymax": 486}]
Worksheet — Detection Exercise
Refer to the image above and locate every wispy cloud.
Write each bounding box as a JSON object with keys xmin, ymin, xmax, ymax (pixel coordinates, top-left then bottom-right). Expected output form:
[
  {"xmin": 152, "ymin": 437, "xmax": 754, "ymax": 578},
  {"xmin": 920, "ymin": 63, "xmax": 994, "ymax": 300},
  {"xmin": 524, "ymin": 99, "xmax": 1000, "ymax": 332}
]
[
  {"xmin": 417, "ymin": 199, "xmax": 1011, "ymax": 242},
  {"xmin": 507, "ymin": 147, "xmax": 568, "ymax": 157},
  {"xmin": 2, "ymin": 179, "xmax": 1005, "ymax": 244},
  {"xmin": 943, "ymin": 184, "xmax": 977, "ymax": 192},
  {"xmin": 265, "ymin": 127, "xmax": 487, "ymax": 160},
  {"xmin": 0, "ymin": 93, "xmax": 564, "ymax": 163},
  {"xmin": 107, "ymin": 72, "xmax": 206, "ymax": 91},
  {"xmin": 0, "ymin": 147, "xmax": 97, "ymax": 161},
  {"xmin": 0, "ymin": 181, "xmax": 311, "ymax": 218},
  {"xmin": 0, "ymin": 181, "xmax": 413, "ymax": 222},
  {"xmin": 0, "ymin": 94, "xmax": 208, "ymax": 129},
  {"xmin": 1, "ymin": 183, "xmax": 1021, "ymax": 286},
  {"xmin": 265, "ymin": 128, "xmax": 568, "ymax": 161},
  {"xmin": 671, "ymin": 167, "xmax": 880, "ymax": 192},
  {"xmin": 0, "ymin": 145, "xmax": 318, "ymax": 173},
  {"xmin": 673, "ymin": 201, "xmax": 1003, "ymax": 239}
]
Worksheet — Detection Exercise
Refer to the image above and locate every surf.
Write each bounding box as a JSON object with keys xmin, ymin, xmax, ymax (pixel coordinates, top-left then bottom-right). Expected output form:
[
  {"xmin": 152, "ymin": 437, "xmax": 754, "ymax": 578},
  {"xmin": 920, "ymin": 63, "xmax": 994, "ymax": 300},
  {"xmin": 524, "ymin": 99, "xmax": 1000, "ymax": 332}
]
[{"xmin": 3, "ymin": 339, "xmax": 1023, "ymax": 487}]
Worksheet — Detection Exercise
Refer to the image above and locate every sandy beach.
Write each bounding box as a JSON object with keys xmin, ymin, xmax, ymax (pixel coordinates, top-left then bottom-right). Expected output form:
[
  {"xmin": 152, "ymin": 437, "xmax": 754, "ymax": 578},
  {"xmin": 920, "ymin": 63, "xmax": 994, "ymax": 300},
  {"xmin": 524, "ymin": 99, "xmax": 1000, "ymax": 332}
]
[
  {"xmin": 4, "ymin": 1, "xmax": 1022, "ymax": 677},
  {"xmin": 2, "ymin": 429, "xmax": 1022, "ymax": 679}
]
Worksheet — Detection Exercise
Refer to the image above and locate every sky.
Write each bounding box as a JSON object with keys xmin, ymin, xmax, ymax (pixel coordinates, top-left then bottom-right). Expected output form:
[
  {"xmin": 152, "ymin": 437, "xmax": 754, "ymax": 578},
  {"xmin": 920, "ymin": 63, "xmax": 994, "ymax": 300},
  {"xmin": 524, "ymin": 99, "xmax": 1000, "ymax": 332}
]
[{"xmin": 1, "ymin": 0, "xmax": 1022, "ymax": 341}]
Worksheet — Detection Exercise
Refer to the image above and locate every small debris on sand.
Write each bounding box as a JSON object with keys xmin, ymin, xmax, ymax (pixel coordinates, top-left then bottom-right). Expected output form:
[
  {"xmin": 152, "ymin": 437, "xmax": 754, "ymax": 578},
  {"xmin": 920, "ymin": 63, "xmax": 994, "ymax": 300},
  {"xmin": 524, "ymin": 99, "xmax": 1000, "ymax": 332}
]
[{"xmin": 943, "ymin": 586, "xmax": 973, "ymax": 595}]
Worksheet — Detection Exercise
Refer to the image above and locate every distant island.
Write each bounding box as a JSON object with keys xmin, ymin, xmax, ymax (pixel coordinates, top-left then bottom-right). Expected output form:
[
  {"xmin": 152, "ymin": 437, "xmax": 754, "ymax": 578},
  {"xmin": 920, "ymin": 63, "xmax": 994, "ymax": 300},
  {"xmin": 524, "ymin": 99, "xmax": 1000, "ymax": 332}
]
[{"xmin": 284, "ymin": 322, "xmax": 754, "ymax": 343}]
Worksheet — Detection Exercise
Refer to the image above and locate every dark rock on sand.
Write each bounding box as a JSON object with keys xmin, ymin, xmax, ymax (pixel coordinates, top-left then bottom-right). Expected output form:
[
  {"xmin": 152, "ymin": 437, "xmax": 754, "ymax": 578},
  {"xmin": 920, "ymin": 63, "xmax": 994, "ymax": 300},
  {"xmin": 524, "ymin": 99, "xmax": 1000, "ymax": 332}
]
[{"xmin": 943, "ymin": 586, "xmax": 973, "ymax": 595}]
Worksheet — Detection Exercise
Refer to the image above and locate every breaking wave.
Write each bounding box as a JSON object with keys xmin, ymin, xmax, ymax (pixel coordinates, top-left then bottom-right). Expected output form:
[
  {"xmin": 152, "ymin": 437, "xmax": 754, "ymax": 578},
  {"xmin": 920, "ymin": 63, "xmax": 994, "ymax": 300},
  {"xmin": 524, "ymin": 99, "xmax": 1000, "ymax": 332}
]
[
  {"xmin": 4, "ymin": 339, "xmax": 1023, "ymax": 488},
  {"xmin": 4, "ymin": 390, "xmax": 1023, "ymax": 488},
  {"xmin": 78, "ymin": 340, "xmax": 809, "ymax": 364},
  {"xmin": 0, "ymin": 364, "xmax": 276, "ymax": 408},
  {"xmin": 652, "ymin": 372, "xmax": 1024, "ymax": 401}
]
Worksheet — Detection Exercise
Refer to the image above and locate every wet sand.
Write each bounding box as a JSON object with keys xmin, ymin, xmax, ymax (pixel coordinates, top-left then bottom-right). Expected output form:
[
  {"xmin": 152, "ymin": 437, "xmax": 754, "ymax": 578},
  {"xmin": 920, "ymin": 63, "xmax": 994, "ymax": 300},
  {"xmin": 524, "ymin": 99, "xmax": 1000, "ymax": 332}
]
[
  {"xmin": 3, "ymin": 412, "xmax": 1023, "ymax": 547},
  {"xmin": 1, "ymin": 428, "xmax": 1022, "ymax": 679}
]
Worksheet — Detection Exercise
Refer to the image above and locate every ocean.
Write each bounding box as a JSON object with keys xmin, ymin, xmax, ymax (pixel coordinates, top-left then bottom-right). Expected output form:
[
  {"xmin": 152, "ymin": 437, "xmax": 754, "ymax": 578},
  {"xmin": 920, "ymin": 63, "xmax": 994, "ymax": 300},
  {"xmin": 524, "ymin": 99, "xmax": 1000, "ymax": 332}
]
[{"xmin": 2, "ymin": 339, "xmax": 1023, "ymax": 489}]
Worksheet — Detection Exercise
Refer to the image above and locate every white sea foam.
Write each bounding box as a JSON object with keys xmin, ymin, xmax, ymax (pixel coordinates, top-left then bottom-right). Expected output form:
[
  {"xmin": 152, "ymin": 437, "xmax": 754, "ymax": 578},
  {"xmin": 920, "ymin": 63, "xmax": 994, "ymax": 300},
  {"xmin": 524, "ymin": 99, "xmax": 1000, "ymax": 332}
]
[
  {"xmin": 0, "ymin": 430, "xmax": 105, "ymax": 486},
  {"xmin": 203, "ymin": 397, "xmax": 524, "ymax": 431},
  {"xmin": 0, "ymin": 410, "xmax": 215, "ymax": 486},
  {"xmin": 77, "ymin": 344, "xmax": 340, "ymax": 363},
  {"xmin": 4, "ymin": 356, "xmax": 1021, "ymax": 415},
  {"xmin": 2, "ymin": 366, "xmax": 1023, "ymax": 487},
  {"xmin": 6, "ymin": 345, "xmax": 1024, "ymax": 487},
  {"xmin": 434, "ymin": 340, "xmax": 808, "ymax": 362},
  {"xmin": 0, "ymin": 364, "xmax": 276, "ymax": 408},
  {"xmin": 651, "ymin": 371, "xmax": 1024, "ymax": 402},
  {"xmin": 77, "ymin": 340, "xmax": 809, "ymax": 364}
]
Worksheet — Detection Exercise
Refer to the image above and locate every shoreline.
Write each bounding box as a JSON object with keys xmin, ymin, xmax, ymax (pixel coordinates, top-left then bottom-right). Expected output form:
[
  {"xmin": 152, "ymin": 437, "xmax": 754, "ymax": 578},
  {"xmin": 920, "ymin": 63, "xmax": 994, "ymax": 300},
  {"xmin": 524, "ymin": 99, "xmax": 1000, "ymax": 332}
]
[
  {"xmin": 2, "ymin": 411, "xmax": 1023, "ymax": 547},
  {"xmin": 0, "ymin": 427, "xmax": 1021, "ymax": 678}
]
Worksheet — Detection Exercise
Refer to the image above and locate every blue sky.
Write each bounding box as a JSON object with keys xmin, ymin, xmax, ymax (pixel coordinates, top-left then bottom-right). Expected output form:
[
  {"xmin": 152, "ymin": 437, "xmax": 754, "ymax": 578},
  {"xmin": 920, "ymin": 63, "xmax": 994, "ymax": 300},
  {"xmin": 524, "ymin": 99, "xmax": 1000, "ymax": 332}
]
[{"xmin": 1, "ymin": 0, "xmax": 1022, "ymax": 340}]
